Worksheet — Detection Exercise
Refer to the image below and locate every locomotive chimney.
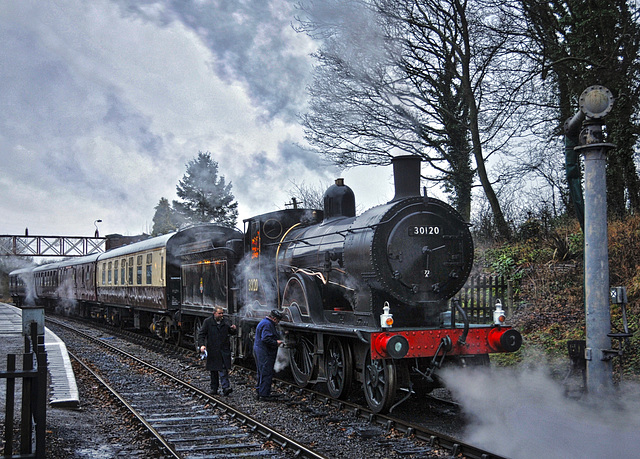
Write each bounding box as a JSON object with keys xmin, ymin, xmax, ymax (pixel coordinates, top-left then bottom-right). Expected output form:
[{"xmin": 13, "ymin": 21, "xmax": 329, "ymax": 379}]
[{"xmin": 390, "ymin": 155, "xmax": 422, "ymax": 202}]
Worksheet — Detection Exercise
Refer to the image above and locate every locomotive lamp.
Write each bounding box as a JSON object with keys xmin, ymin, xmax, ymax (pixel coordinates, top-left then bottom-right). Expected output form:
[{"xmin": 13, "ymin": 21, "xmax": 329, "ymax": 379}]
[
  {"xmin": 493, "ymin": 299, "xmax": 506, "ymax": 325},
  {"xmin": 380, "ymin": 302, "xmax": 394, "ymax": 328}
]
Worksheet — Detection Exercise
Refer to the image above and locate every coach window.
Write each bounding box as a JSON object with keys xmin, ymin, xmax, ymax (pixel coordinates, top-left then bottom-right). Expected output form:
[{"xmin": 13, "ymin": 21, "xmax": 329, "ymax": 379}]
[
  {"xmin": 136, "ymin": 255, "xmax": 143, "ymax": 285},
  {"xmin": 102, "ymin": 263, "xmax": 106, "ymax": 285},
  {"xmin": 146, "ymin": 253, "xmax": 153, "ymax": 284},
  {"xmin": 121, "ymin": 259, "xmax": 126, "ymax": 285},
  {"xmin": 114, "ymin": 261, "xmax": 118, "ymax": 285},
  {"xmin": 128, "ymin": 257, "xmax": 134, "ymax": 285}
]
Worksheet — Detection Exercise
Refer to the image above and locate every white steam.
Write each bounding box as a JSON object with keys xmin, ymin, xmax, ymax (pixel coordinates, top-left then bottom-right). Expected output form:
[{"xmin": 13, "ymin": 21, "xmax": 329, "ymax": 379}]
[
  {"xmin": 234, "ymin": 252, "xmax": 278, "ymax": 313},
  {"xmin": 441, "ymin": 365, "xmax": 640, "ymax": 459},
  {"xmin": 274, "ymin": 345, "xmax": 290, "ymax": 373},
  {"xmin": 19, "ymin": 272, "xmax": 37, "ymax": 306},
  {"xmin": 55, "ymin": 275, "xmax": 79, "ymax": 316}
]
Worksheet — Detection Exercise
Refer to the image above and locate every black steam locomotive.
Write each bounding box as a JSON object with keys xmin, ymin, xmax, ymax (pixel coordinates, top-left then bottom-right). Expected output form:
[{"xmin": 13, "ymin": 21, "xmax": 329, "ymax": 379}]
[
  {"xmin": 10, "ymin": 155, "xmax": 521, "ymax": 413},
  {"xmin": 240, "ymin": 155, "xmax": 521, "ymax": 412}
]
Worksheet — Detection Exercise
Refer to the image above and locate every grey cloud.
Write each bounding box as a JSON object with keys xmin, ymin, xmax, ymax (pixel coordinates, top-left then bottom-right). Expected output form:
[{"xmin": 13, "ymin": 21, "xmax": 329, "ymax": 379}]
[
  {"xmin": 278, "ymin": 138, "xmax": 333, "ymax": 174},
  {"xmin": 112, "ymin": 0, "xmax": 313, "ymax": 122},
  {"xmin": 0, "ymin": 0, "xmax": 328, "ymax": 236},
  {"xmin": 102, "ymin": 93, "xmax": 164, "ymax": 155}
]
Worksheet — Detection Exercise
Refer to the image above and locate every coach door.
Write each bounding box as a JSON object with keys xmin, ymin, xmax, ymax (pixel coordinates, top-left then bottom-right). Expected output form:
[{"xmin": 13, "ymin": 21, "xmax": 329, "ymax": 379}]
[{"xmin": 181, "ymin": 260, "xmax": 229, "ymax": 313}]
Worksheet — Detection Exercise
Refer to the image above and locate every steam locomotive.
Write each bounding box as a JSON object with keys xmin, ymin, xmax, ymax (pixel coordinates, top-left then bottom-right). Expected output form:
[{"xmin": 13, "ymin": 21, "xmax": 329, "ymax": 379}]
[{"xmin": 10, "ymin": 155, "xmax": 521, "ymax": 413}]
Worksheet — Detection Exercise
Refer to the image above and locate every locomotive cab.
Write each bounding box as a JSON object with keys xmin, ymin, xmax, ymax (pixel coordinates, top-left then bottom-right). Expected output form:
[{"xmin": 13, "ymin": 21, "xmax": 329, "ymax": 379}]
[{"xmin": 241, "ymin": 208, "xmax": 323, "ymax": 315}]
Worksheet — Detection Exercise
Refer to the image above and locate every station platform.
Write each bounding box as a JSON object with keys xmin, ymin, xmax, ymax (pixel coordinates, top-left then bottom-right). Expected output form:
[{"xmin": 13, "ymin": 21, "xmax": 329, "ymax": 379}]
[{"xmin": 0, "ymin": 303, "xmax": 79, "ymax": 408}]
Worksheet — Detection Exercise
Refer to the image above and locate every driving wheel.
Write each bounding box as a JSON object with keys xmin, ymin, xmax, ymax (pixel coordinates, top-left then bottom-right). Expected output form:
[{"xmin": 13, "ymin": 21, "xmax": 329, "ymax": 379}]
[
  {"xmin": 325, "ymin": 337, "xmax": 352, "ymax": 399},
  {"xmin": 289, "ymin": 334, "xmax": 317, "ymax": 387},
  {"xmin": 362, "ymin": 351, "xmax": 397, "ymax": 413}
]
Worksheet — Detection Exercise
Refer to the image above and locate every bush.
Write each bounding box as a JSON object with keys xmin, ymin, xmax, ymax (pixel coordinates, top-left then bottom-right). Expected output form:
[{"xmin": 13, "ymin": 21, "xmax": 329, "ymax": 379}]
[{"xmin": 488, "ymin": 214, "xmax": 640, "ymax": 380}]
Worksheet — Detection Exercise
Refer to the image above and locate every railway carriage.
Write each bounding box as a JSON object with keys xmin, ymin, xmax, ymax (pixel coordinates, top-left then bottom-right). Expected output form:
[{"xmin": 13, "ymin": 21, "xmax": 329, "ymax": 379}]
[
  {"xmin": 33, "ymin": 262, "xmax": 62, "ymax": 305},
  {"xmin": 10, "ymin": 224, "xmax": 244, "ymax": 345},
  {"xmin": 9, "ymin": 266, "xmax": 34, "ymax": 306},
  {"xmin": 56, "ymin": 254, "xmax": 100, "ymax": 313},
  {"xmin": 90, "ymin": 224, "xmax": 243, "ymax": 341},
  {"xmin": 64, "ymin": 254, "xmax": 99, "ymax": 304}
]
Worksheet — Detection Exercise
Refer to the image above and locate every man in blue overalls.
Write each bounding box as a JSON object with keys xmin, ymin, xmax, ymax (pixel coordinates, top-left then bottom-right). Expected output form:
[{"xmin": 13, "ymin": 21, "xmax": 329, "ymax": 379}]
[{"xmin": 253, "ymin": 309, "xmax": 283, "ymax": 401}]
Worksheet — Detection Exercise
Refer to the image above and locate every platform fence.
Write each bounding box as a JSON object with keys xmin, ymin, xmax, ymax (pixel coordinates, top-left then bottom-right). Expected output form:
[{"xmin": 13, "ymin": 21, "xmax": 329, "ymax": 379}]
[{"xmin": 1, "ymin": 323, "xmax": 47, "ymax": 458}]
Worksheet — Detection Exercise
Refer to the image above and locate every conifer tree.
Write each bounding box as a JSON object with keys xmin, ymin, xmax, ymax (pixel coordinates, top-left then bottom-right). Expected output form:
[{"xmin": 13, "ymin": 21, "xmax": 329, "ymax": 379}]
[
  {"xmin": 151, "ymin": 197, "xmax": 180, "ymax": 236},
  {"xmin": 173, "ymin": 152, "xmax": 238, "ymax": 228}
]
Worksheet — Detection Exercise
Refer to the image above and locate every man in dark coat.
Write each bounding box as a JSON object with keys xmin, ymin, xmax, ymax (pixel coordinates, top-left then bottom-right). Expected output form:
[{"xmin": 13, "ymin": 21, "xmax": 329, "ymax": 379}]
[
  {"xmin": 253, "ymin": 309, "xmax": 284, "ymax": 400},
  {"xmin": 198, "ymin": 306, "xmax": 237, "ymax": 395}
]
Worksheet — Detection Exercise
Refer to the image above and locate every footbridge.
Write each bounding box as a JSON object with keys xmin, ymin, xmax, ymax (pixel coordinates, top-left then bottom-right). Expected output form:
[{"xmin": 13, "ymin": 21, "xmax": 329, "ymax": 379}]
[{"xmin": 0, "ymin": 234, "xmax": 105, "ymax": 257}]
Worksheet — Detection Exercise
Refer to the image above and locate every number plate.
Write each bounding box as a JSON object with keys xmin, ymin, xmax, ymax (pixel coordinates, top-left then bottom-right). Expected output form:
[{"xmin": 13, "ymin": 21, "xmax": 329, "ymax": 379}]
[{"xmin": 408, "ymin": 226, "xmax": 440, "ymax": 236}]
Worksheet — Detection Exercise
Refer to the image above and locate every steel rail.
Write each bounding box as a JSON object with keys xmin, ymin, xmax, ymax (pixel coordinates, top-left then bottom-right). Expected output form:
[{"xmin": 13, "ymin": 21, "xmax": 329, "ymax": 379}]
[
  {"xmin": 68, "ymin": 351, "xmax": 182, "ymax": 458},
  {"xmin": 51, "ymin": 316, "xmax": 506, "ymax": 459},
  {"xmin": 50, "ymin": 318, "xmax": 328, "ymax": 459},
  {"xmin": 261, "ymin": 375, "xmax": 509, "ymax": 459}
]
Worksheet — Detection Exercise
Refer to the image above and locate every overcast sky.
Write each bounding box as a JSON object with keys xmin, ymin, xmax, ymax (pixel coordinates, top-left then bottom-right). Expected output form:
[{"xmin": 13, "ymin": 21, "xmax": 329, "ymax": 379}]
[{"xmin": 1, "ymin": 0, "xmax": 395, "ymax": 238}]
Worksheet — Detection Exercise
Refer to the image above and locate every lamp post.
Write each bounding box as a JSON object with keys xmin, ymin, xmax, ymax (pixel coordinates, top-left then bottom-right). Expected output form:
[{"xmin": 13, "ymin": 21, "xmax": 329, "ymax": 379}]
[{"xmin": 94, "ymin": 219, "xmax": 102, "ymax": 238}]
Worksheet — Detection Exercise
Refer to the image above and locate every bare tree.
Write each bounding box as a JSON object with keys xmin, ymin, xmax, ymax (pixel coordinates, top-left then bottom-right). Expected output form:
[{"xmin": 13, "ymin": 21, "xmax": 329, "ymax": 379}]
[
  {"xmin": 287, "ymin": 180, "xmax": 328, "ymax": 210},
  {"xmin": 520, "ymin": 0, "xmax": 640, "ymax": 218},
  {"xmin": 297, "ymin": 0, "xmax": 545, "ymax": 239}
]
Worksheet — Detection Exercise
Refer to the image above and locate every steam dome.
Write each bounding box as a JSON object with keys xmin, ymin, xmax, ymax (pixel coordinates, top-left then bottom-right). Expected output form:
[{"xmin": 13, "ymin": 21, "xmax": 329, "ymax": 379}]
[{"xmin": 323, "ymin": 178, "xmax": 355, "ymax": 220}]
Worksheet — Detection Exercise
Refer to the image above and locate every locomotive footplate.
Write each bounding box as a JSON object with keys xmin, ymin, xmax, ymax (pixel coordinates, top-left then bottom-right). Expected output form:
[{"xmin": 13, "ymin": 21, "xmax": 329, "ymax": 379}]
[{"xmin": 371, "ymin": 326, "xmax": 522, "ymax": 360}]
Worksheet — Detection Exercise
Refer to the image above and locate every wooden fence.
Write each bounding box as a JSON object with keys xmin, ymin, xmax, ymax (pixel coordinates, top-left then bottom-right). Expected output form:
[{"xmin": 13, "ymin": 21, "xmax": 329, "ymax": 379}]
[
  {"xmin": 1, "ymin": 323, "xmax": 47, "ymax": 458},
  {"xmin": 449, "ymin": 275, "xmax": 512, "ymax": 324}
]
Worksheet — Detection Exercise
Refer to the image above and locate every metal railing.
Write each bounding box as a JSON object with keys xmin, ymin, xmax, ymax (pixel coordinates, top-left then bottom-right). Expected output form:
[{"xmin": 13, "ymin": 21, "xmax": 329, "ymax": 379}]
[
  {"xmin": 450, "ymin": 275, "xmax": 513, "ymax": 323},
  {"xmin": 1, "ymin": 323, "xmax": 47, "ymax": 458}
]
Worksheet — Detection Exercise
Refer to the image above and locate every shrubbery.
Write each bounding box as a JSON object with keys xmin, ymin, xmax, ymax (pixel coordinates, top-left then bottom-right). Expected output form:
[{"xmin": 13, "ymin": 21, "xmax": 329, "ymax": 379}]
[{"xmin": 480, "ymin": 215, "xmax": 640, "ymax": 381}]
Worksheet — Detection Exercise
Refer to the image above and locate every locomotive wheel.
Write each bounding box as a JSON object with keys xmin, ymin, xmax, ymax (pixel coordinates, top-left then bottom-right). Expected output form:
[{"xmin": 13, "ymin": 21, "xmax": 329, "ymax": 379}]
[
  {"xmin": 173, "ymin": 326, "xmax": 182, "ymax": 347},
  {"xmin": 362, "ymin": 352, "xmax": 397, "ymax": 414},
  {"xmin": 289, "ymin": 334, "xmax": 317, "ymax": 387},
  {"xmin": 325, "ymin": 337, "xmax": 352, "ymax": 399},
  {"xmin": 161, "ymin": 320, "xmax": 170, "ymax": 344}
]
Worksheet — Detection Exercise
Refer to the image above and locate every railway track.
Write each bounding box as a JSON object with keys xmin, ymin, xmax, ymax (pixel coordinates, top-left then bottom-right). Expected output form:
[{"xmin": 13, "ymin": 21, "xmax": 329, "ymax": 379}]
[
  {"xmin": 49, "ymin": 317, "xmax": 326, "ymax": 458},
  {"xmin": 47, "ymin": 316, "xmax": 509, "ymax": 459}
]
